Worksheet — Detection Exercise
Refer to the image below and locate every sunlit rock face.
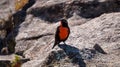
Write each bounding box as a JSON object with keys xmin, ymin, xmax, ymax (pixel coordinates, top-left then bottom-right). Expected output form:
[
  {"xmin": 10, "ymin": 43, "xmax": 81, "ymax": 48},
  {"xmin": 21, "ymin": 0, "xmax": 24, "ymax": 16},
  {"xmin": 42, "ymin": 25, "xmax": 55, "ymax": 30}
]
[{"xmin": 0, "ymin": 0, "xmax": 120, "ymax": 67}]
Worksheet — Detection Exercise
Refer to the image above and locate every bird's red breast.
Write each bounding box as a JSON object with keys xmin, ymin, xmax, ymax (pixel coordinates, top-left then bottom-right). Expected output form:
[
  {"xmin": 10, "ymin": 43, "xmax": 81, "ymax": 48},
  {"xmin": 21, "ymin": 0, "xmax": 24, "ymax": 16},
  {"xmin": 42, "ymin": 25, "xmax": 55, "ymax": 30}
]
[{"xmin": 59, "ymin": 25, "xmax": 69, "ymax": 40}]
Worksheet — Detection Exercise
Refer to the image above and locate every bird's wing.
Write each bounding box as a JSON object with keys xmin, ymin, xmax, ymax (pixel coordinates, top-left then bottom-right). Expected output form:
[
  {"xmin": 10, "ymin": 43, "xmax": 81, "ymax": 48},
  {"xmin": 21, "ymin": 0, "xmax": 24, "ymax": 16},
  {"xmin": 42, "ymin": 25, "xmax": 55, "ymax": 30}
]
[
  {"xmin": 52, "ymin": 26, "xmax": 60, "ymax": 49},
  {"xmin": 55, "ymin": 26, "xmax": 60, "ymax": 41}
]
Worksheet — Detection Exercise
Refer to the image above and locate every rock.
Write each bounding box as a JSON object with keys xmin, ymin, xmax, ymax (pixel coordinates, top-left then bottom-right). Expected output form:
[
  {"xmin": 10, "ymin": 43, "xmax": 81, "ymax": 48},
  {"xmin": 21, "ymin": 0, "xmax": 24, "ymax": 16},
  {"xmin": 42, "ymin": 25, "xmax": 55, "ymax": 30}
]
[
  {"xmin": 93, "ymin": 44, "xmax": 107, "ymax": 54},
  {"xmin": 0, "ymin": 0, "xmax": 15, "ymax": 19},
  {"xmin": 27, "ymin": 0, "xmax": 120, "ymax": 22},
  {"xmin": 14, "ymin": 0, "xmax": 120, "ymax": 67},
  {"xmin": 0, "ymin": 0, "xmax": 35, "ymax": 54},
  {"xmin": 0, "ymin": 0, "xmax": 15, "ymax": 54},
  {"xmin": 0, "ymin": 0, "xmax": 120, "ymax": 67},
  {"xmin": 0, "ymin": 14, "xmax": 15, "ymax": 54},
  {"xmin": 0, "ymin": 54, "xmax": 30, "ymax": 67},
  {"xmin": 15, "ymin": 0, "xmax": 29, "ymax": 11},
  {"xmin": 16, "ymin": 12, "xmax": 120, "ymax": 67}
]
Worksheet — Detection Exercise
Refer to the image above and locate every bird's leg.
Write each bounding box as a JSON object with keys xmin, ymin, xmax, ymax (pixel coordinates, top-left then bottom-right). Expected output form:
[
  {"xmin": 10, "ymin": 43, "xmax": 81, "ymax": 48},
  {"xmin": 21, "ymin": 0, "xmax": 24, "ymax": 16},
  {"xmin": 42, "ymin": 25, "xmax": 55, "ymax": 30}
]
[{"xmin": 63, "ymin": 41, "xmax": 66, "ymax": 45}]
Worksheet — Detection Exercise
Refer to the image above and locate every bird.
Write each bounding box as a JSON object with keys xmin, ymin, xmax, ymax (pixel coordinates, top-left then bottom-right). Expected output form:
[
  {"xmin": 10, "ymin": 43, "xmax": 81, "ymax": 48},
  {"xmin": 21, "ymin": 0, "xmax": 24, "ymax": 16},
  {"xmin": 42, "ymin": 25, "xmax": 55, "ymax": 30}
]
[{"xmin": 52, "ymin": 19, "xmax": 70, "ymax": 49}]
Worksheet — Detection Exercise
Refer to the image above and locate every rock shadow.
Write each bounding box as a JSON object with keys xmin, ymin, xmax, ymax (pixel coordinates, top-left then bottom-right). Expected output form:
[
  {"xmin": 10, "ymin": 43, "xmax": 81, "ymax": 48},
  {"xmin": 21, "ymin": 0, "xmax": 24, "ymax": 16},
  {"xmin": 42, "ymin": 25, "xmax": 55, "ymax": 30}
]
[
  {"xmin": 58, "ymin": 44, "xmax": 86, "ymax": 67},
  {"xmin": 42, "ymin": 44, "xmax": 98, "ymax": 67}
]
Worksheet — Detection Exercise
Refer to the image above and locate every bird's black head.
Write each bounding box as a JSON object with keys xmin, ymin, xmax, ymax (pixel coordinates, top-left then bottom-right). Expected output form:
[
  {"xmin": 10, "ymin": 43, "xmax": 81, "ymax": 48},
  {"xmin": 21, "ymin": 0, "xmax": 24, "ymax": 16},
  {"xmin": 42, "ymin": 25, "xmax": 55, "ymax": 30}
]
[{"xmin": 60, "ymin": 19, "xmax": 68, "ymax": 27}]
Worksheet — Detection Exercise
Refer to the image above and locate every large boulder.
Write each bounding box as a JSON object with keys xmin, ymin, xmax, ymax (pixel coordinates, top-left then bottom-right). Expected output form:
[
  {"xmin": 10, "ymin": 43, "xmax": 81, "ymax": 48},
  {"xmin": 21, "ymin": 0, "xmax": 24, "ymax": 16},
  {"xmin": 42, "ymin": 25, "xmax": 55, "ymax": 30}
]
[{"xmin": 15, "ymin": 12, "xmax": 120, "ymax": 67}]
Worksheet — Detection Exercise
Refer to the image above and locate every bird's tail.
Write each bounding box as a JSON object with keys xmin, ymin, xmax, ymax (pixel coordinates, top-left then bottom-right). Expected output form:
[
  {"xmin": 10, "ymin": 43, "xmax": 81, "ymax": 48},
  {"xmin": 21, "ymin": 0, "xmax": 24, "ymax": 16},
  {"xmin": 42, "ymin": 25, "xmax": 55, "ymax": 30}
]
[{"xmin": 52, "ymin": 42, "xmax": 57, "ymax": 49}]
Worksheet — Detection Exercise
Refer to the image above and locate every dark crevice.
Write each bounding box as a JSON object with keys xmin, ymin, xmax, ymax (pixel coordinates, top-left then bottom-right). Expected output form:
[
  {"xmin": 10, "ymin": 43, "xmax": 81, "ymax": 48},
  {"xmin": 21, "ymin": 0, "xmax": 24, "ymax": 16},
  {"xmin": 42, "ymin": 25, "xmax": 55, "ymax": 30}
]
[
  {"xmin": 19, "ymin": 33, "xmax": 53, "ymax": 41},
  {"xmin": 94, "ymin": 44, "xmax": 107, "ymax": 54},
  {"xmin": 0, "ymin": 61, "xmax": 11, "ymax": 67}
]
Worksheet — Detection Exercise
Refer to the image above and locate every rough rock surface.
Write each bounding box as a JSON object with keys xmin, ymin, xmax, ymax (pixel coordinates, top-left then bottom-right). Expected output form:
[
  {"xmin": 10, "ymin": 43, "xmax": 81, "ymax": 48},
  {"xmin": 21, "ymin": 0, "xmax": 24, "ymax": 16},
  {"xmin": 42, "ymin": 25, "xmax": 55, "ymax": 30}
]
[
  {"xmin": 16, "ymin": 0, "xmax": 120, "ymax": 67},
  {"xmin": 0, "ymin": 0, "xmax": 14, "ymax": 54},
  {"xmin": 0, "ymin": 0, "xmax": 120, "ymax": 67},
  {"xmin": 18, "ymin": 12, "xmax": 120, "ymax": 67},
  {"xmin": 28, "ymin": 0, "xmax": 120, "ymax": 22}
]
